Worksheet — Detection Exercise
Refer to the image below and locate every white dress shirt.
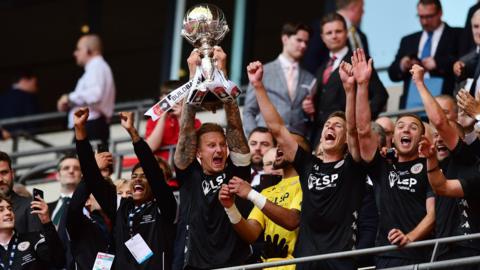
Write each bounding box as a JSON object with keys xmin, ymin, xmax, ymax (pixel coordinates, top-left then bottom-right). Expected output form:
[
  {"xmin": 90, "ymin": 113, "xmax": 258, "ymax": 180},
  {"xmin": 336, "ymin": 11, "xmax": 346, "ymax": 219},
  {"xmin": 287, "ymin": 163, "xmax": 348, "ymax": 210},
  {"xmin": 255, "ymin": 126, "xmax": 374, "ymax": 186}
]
[
  {"xmin": 278, "ymin": 54, "xmax": 299, "ymax": 94},
  {"xmin": 330, "ymin": 46, "xmax": 350, "ymax": 71},
  {"xmin": 51, "ymin": 193, "xmax": 73, "ymax": 221},
  {"xmin": 418, "ymin": 23, "xmax": 445, "ymax": 59},
  {"xmin": 68, "ymin": 55, "xmax": 116, "ymax": 128}
]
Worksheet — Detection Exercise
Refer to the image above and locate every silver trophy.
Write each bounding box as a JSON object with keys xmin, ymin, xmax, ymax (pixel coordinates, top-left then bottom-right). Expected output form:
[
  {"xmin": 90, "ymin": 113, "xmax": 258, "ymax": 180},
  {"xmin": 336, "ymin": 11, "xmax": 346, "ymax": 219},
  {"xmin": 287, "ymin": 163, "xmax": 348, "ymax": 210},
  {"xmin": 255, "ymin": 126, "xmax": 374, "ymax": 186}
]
[{"xmin": 182, "ymin": 3, "xmax": 230, "ymax": 111}]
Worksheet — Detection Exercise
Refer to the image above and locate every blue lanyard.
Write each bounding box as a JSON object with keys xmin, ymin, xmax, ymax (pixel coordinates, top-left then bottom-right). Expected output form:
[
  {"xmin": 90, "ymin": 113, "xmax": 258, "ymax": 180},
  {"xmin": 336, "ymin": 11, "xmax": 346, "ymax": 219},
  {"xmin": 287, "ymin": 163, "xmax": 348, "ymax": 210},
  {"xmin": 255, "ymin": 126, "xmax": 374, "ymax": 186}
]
[
  {"xmin": 128, "ymin": 201, "xmax": 152, "ymax": 237},
  {"xmin": 0, "ymin": 234, "xmax": 18, "ymax": 270}
]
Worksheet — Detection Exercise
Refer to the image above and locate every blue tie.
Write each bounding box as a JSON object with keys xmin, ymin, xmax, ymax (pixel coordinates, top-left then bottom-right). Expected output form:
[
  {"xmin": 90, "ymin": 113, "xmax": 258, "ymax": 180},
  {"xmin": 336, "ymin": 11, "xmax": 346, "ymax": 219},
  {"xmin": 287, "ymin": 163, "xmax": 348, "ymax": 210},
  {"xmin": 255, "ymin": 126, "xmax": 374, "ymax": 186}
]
[{"xmin": 421, "ymin": 31, "xmax": 433, "ymax": 59}]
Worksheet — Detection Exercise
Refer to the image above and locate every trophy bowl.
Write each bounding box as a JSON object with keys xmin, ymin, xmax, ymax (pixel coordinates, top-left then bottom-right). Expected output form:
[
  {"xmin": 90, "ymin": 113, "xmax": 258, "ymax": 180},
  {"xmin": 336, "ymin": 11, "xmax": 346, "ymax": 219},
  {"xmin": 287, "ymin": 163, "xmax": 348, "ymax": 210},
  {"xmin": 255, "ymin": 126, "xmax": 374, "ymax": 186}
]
[{"xmin": 182, "ymin": 4, "xmax": 230, "ymax": 111}]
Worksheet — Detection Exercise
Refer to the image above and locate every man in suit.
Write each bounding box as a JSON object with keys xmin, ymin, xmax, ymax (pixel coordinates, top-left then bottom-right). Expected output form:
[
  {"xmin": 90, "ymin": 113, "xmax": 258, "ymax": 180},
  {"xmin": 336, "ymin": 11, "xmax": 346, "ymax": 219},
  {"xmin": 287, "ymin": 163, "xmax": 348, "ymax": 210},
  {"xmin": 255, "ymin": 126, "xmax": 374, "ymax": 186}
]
[
  {"xmin": 303, "ymin": 0, "xmax": 369, "ymax": 74},
  {"xmin": 454, "ymin": 9, "xmax": 480, "ymax": 98},
  {"xmin": 243, "ymin": 22, "xmax": 316, "ymax": 138},
  {"xmin": 0, "ymin": 151, "xmax": 42, "ymax": 233},
  {"xmin": 48, "ymin": 154, "xmax": 82, "ymax": 270},
  {"xmin": 388, "ymin": 0, "xmax": 462, "ymax": 109},
  {"xmin": 460, "ymin": 1, "xmax": 480, "ymax": 56},
  {"xmin": 303, "ymin": 13, "xmax": 388, "ymax": 145}
]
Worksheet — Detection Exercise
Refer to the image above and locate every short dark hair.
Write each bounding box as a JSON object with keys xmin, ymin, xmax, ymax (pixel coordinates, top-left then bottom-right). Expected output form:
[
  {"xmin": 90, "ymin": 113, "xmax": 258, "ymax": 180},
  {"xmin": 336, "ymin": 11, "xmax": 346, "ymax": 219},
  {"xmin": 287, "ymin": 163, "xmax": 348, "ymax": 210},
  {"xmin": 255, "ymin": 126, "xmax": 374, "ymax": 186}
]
[
  {"xmin": 0, "ymin": 152, "xmax": 12, "ymax": 169},
  {"xmin": 12, "ymin": 67, "xmax": 36, "ymax": 84},
  {"xmin": 396, "ymin": 113, "xmax": 425, "ymax": 135},
  {"xmin": 131, "ymin": 162, "xmax": 142, "ymax": 175},
  {"xmin": 336, "ymin": 0, "xmax": 361, "ymax": 10},
  {"xmin": 0, "ymin": 194, "xmax": 12, "ymax": 207},
  {"xmin": 196, "ymin": 123, "xmax": 225, "ymax": 145},
  {"xmin": 326, "ymin": 111, "xmax": 347, "ymax": 122},
  {"xmin": 418, "ymin": 0, "xmax": 442, "ymax": 11},
  {"xmin": 320, "ymin": 13, "xmax": 347, "ymax": 33},
  {"xmin": 160, "ymin": 80, "xmax": 184, "ymax": 97},
  {"xmin": 248, "ymin": 127, "xmax": 277, "ymax": 146},
  {"xmin": 57, "ymin": 153, "xmax": 78, "ymax": 171},
  {"xmin": 281, "ymin": 22, "xmax": 312, "ymax": 37}
]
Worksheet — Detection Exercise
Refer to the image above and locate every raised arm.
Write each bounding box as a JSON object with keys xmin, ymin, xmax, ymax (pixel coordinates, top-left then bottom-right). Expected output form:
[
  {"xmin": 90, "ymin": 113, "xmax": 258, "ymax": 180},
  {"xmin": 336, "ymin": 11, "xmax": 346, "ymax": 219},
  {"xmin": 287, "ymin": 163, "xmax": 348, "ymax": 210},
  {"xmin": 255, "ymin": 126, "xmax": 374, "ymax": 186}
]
[
  {"xmin": 120, "ymin": 112, "xmax": 177, "ymax": 223},
  {"xmin": 246, "ymin": 61, "xmax": 298, "ymax": 162},
  {"xmin": 339, "ymin": 61, "xmax": 360, "ymax": 161},
  {"xmin": 74, "ymin": 108, "xmax": 117, "ymax": 219},
  {"xmin": 419, "ymin": 136, "xmax": 465, "ymax": 197},
  {"xmin": 353, "ymin": 49, "xmax": 377, "ymax": 162},
  {"xmin": 174, "ymin": 49, "xmax": 203, "ymax": 170},
  {"xmin": 145, "ymin": 113, "xmax": 168, "ymax": 152},
  {"xmin": 410, "ymin": 65, "xmax": 458, "ymax": 150}
]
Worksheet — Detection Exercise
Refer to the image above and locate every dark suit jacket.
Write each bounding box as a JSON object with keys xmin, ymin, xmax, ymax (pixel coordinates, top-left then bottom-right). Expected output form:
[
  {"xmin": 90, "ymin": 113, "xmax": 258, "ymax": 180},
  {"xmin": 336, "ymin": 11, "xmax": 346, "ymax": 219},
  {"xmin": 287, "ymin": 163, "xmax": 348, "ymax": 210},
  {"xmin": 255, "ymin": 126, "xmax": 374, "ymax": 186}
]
[
  {"xmin": 303, "ymin": 20, "xmax": 370, "ymax": 74},
  {"xmin": 49, "ymin": 198, "xmax": 75, "ymax": 270},
  {"xmin": 388, "ymin": 24, "xmax": 462, "ymax": 109},
  {"xmin": 312, "ymin": 50, "xmax": 388, "ymax": 144},
  {"xmin": 460, "ymin": 3, "xmax": 480, "ymax": 56}
]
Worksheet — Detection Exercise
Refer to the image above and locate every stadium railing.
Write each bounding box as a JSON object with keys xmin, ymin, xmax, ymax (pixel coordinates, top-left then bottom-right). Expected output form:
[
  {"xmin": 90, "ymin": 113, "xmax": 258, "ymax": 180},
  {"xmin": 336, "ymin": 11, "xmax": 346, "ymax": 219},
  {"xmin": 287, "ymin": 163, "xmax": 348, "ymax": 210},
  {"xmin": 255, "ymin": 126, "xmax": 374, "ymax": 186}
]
[{"xmin": 216, "ymin": 233, "xmax": 480, "ymax": 270}]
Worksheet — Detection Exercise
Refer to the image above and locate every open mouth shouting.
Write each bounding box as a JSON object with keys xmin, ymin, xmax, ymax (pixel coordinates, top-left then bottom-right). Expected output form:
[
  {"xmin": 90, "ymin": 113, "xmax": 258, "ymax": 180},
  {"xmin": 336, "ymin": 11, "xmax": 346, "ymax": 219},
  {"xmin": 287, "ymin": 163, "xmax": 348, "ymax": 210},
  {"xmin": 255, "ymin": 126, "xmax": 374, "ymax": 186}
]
[
  {"xmin": 133, "ymin": 182, "xmax": 145, "ymax": 195},
  {"xmin": 400, "ymin": 136, "xmax": 412, "ymax": 148},
  {"xmin": 212, "ymin": 155, "xmax": 224, "ymax": 168}
]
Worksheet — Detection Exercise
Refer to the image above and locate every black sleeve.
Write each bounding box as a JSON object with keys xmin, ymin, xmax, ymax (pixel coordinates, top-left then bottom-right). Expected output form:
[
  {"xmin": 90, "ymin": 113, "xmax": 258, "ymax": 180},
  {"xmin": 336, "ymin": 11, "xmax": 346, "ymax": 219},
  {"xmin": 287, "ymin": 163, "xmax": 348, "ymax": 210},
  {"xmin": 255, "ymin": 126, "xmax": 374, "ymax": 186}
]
[
  {"xmin": 76, "ymin": 139, "xmax": 117, "ymax": 220},
  {"xmin": 451, "ymin": 139, "xmax": 479, "ymax": 166},
  {"xmin": 368, "ymin": 68, "xmax": 389, "ymax": 119},
  {"xmin": 388, "ymin": 36, "xmax": 412, "ymax": 82},
  {"xmin": 36, "ymin": 222, "xmax": 66, "ymax": 268},
  {"xmin": 363, "ymin": 151, "xmax": 386, "ymax": 184},
  {"xmin": 467, "ymin": 138, "xmax": 480, "ymax": 160},
  {"xmin": 66, "ymin": 181, "xmax": 91, "ymax": 240},
  {"xmin": 459, "ymin": 167, "xmax": 480, "ymax": 199},
  {"xmin": 292, "ymin": 146, "xmax": 314, "ymax": 185},
  {"xmin": 133, "ymin": 139, "xmax": 177, "ymax": 224}
]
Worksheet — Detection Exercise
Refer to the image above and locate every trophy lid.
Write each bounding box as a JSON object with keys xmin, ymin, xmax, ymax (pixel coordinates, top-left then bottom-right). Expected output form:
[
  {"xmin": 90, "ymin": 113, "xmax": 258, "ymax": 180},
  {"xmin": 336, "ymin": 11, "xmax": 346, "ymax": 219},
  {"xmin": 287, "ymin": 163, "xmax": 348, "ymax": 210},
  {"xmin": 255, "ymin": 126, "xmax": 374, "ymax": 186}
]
[{"xmin": 182, "ymin": 4, "xmax": 229, "ymax": 47}]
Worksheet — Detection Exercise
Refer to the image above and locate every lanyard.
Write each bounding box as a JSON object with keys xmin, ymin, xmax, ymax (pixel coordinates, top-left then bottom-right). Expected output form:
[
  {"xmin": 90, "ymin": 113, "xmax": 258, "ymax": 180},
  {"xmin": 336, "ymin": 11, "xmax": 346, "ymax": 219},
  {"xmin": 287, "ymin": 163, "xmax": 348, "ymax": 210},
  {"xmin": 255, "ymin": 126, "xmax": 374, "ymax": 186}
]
[
  {"xmin": 0, "ymin": 234, "xmax": 18, "ymax": 270},
  {"xmin": 127, "ymin": 201, "xmax": 152, "ymax": 237}
]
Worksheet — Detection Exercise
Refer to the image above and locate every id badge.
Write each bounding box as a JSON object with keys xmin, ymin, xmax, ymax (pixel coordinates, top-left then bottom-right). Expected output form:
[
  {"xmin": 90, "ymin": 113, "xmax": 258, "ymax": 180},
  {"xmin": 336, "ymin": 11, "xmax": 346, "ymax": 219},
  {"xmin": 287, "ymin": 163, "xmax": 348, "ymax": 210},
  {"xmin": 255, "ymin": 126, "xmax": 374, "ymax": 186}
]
[
  {"xmin": 125, "ymin": 233, "xmax": 154, "ymax": 264},
  {"xmin": 92, "ymin": 252, "xmax": 115, "ymax": 270}
]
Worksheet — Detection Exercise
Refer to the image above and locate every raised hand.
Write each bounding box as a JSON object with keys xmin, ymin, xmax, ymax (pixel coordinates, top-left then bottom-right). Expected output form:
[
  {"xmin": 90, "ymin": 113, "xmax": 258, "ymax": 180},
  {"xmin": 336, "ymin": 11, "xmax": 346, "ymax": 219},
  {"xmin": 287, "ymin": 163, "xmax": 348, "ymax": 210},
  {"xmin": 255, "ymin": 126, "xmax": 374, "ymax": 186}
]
[
  {"xmin": 30, "ymin": 196, "xmax": 51, "ymax": 224},
  {"xmin": 339, "ymin": 61, "xmax": 355, "ymax": 92},
  {"xmin": 218, "ymin": 184, "xmax": 234, "ymax": 208},
  {"xmin": 228, "ymin": 176, "xmax": 252, "ymax": 199},
  {"xmin": 418, "ymin": 135, "xmax": 436, "ymax": 159},
  {"xmin": 73, "ymin": 107, "xmax": 89, "ymax": 128},
  {"xmin": 453, "ymin": 60, "xmax": 465, "ymax": 77},
  {"xmin": 119, "ymin": 112, "xmax": 135, "ymax": 131},
  {"xmin": 351, "ymin": 49, "xmax": 373, "ymax": 85},
  {"xmin": 95, "ymin": 152, "xmax": 113, "ymax": 171},
  {"xmin": 213, "ymin": 46, "xmax": 228, "ymax": 75},
  {"xmin": 457, "ymin": 89, "xmax": 480, "ymax": 118},
  {"xmin": 302, "ymin": 95, "xmax": 315, "ymax": 116},
  {"xmin": 187, "ymin": 49, "xmax": 201, "ymax": 79},
  {"xmin": 410, "ymin": 64, "xmax": 425, "ymax": 85},
  {"xmin": 247, "ymin": 61, "xmax": 264, "ymax": 87}
]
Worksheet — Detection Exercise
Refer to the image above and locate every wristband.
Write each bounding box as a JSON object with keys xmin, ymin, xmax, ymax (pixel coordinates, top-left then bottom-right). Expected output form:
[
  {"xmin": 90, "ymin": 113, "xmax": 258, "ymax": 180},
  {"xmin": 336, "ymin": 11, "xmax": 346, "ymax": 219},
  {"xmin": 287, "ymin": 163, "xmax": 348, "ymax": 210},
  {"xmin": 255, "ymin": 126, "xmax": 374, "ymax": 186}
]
[
  {"xmin": 427, "ymin": 165, "xmax": 439, "ymax": 173},
  {"xmin": 229, "ymin": 151, "xmax": 251, "ymax": 167},
  {"xmin": 224, "ymin": 204, "xmax": 242, "ymax": 224},
  {"xmin": 247, "ymin": 189, "xmax": 267, "ymax": 210}
]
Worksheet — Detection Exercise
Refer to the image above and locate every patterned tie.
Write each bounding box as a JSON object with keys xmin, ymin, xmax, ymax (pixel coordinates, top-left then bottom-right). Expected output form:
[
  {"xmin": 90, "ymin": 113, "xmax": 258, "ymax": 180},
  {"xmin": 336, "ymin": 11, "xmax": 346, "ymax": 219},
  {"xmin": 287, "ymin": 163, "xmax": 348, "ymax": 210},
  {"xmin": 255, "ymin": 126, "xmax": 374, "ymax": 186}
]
[
  {"xmin": 349, "ymin": 26, "xmax": 362, "ymax": 50},
  {"xmin": 322, "ymin": 55, "xmax": 337, "ymax": 85},
  {"xmin": 287, "ymin": 63, "xmax": 297, "ymax": 100},
  {"xmin": 421, "ymin": 31, "xmax": 434, "ymax": 59},
  {"xmin": 53, "ymin": 197, "xmax": 71, "ymax": 226}
]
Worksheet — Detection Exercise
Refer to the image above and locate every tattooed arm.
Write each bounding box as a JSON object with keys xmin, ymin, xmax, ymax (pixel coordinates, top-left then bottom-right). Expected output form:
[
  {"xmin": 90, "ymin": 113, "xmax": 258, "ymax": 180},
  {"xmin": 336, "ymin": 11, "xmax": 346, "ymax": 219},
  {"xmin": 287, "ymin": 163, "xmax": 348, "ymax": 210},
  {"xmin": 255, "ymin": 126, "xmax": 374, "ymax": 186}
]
[
  {"xmin": 174, "ymin": 50, "xmax": 201, "ymax": 170},
  {"xmin": 224, "ymin": 100, "xmax": 250, "ymax": 154}
]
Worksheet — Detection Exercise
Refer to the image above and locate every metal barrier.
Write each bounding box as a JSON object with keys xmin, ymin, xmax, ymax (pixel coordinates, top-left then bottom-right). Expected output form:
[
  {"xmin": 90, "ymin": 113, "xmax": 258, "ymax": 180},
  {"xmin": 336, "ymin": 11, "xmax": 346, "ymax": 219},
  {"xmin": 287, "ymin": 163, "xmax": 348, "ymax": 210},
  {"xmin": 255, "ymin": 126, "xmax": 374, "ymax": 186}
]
[
  {"xmin": 216, "ymin": 233, "xmax": 480, "ymax": 270},
  {"xmin": 0, "ymin": 98, "xmax": 154, "ymax": 154}
]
